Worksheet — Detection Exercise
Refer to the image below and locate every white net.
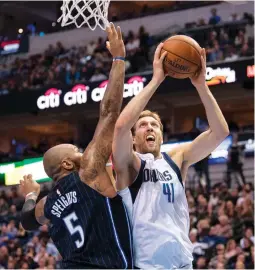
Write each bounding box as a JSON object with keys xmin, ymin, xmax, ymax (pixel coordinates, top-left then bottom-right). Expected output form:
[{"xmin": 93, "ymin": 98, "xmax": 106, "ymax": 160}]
[{"xmin": 57, "ymin": 0, "xmax": 111, "ymax": 30}]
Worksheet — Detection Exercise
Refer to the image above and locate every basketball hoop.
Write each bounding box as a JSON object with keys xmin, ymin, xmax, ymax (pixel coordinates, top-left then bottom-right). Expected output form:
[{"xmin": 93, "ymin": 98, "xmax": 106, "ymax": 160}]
[{"xmin": 57, "ymin": 0, "xmax": 111, "ymax": 31}]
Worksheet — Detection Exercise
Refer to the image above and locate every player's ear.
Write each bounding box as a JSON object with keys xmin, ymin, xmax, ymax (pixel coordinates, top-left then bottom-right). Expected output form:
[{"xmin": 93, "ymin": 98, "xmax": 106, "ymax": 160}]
[{"xmin": 61, "ymin": 158, "xmax": 74, "ymax": 171}]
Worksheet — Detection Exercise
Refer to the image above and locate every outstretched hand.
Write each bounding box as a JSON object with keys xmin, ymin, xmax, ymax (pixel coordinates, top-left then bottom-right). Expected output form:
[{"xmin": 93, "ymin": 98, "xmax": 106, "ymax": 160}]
[
  {"xmin": 19, "ymin": 174, "xmax": 40, "ymax": 197},
  {"xmin": 190, "ymin": 48, "xmax": 207, "ymax": 88},
  {"xmin": 152, "ymin": 43, "xmax": 167, "ymax": 85},
  {"xmin": 106, "ymin": 22, "xmax": 125, "ymax": 58}
]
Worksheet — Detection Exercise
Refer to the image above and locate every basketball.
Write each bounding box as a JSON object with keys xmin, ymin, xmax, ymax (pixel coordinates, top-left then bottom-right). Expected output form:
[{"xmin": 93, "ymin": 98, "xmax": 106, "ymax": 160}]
[{"xmin": 161, "ymin": 35, "xmax": 202, "ymax": 79}]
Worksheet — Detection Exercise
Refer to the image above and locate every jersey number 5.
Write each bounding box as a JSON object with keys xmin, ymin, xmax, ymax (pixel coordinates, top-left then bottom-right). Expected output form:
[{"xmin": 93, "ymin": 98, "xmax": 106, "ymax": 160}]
[{"xmin": 63, "ymin": 212, "xmax": 85, "ymax": 248}]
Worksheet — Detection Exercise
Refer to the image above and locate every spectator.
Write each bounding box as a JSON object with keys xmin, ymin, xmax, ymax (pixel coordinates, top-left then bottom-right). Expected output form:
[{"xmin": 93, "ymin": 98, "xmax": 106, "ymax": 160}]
[
  {"xmin": 208, "ymin": 244, "xmax": 226, "ymax": 268},
  {"xmin": 89, "ymin": 68, "xmax": 107, "ymax": 82},
  {"xmin": 196, "ymin": 256, "xmax": 207, "ymax": 269},
  {"xmin": 193, "ymin": 156, "xmax": 211, "ymax": 194},
  {"xmin": 209, "ymin": 40, "xmax": 223, "ymax": 62},
  {"xmin": 197, "ymin": 18, "xmax": 206, "ymax": 27},
  {"xmin": 228, "ymin": 13, "xmax": 241, "ymax": 22},
  {"xmin": 94, "ymin": 37, "xmax": 106, "ymax": 53},
  {"xmin": 0, "ymin": 198, "xmax": 8, "ymax": 217},
  {"xmin": 138, "ymin": 26, "xmax": 150, "ymax": 63},
  {"xmin": 236, "ymin": 260, "xmax": 245, "ymax": 269},
  {"xmin": 209, "ymin": 8, "xmax": 221, "ymax": 25},
  {"xmin": 187, "ymin": 190, "xmax": 196, "ymax": 215},
  {"xmin": 55, "ymin": 41, "xmax": 66, "ymax": 56},
  {"xmin": 66, "ymin": 64, "xmax": 80, "ymax": 85},
  {"xmin": 0, "ymin": 246, "xmax": 8, "ymax": 268},
  {"xmin": 197, "ymin": 195, "xmax": 209, "ymax": 220},
  {"xmin": 190, "ymin": 229, "xmax": 209, "ymax": 259},
  {"xmin": 239, "ymin": 42, "xmax": 254, "ymax": 57},
  {"xmin": 126, "ymin": 31, "xmax": 141, "ymax": 72},
  {"xmin": 46, "ymin": 239, "xmax": 59, "ymax": 258},
  {"xmin": 234, "ymin": 29, "xmax": 247, "ymax": 49},
  {"xmin": 208, "ymin": 184, "xmax": 220, "ymax": 207},
  {"xmin": 241, "ymin": 227, "xmax": 254, "ymax": 246},
  {"xmin": 226, "ymin": 132, "xmax": 246, "ymax": 188},
  {"xmin": 219, "ymin": 31, "xmax": 230, "ymax": 56},
  {"xmin": 216, "ymin": 261, "xmax": 225, "ymax": 269},
  {"xmin": 87, "ymin": 40, "xmax": 97, "ymax": 55},
  {"xmin": 225, "ymin": 46, "xmax": 239, "ymax": 61},
  {"xmin": 239, "ymin": 197, "xmax": 254, "ymax": 221},
  {"xmin": 191, "ymin": 127, "xmax": 211, "ymax": 193},
  {"xmin": 225, "ymin": 239, "xmax": 239, "ymax": 260},
  {"xmin": 213, "ymin": 215, "xmax": 233, "ymax": 239},
  {"xmin": 8, "ymin": 205, "xmax": 19, "ymax": 221}
]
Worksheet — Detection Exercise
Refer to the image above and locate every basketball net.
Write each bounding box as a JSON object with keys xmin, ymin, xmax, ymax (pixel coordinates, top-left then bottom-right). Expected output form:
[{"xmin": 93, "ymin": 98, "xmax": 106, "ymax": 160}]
[{"xmin": 57, "ymin": 0, "xmax": 111, "ymax": 31}]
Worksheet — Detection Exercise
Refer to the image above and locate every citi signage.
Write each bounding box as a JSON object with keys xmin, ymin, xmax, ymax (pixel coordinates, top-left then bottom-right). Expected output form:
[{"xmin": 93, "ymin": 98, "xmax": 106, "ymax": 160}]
[
  {"xmin": 37, "ymin": 85, "xmax": 89, "ymax": 110},
  {"xmin": 247, "ymin": 65, "xmax": 255, "ymax": 78},
  {"xmin": 36, "ymin": 76, "xmax": 145, "ymax": 110},
  {"xmin": 206, "ymin": 67, "xmax": 236, "ymax": 86}
]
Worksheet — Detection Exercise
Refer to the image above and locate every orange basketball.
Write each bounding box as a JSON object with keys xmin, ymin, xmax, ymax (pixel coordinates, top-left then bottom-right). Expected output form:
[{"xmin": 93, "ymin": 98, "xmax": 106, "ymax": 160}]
[{"xmin": 161, "ymin": 35, "xmax": 202, "ymax": 79}]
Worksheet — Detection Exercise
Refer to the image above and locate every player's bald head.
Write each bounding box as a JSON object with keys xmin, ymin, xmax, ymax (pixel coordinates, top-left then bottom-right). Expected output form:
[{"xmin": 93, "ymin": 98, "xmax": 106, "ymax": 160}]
[{"xmin": 43, "ymin": 144, "xmax": 82, "ymax": 180}]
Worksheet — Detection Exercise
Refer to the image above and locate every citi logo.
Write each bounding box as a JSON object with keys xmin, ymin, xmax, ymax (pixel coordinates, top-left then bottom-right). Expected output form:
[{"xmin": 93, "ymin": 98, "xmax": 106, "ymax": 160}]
[
  {"xmin": 91, "ymin": 76, "xmax": 145, "ymax": 102},
  {"xmin": 37, "ymin": 84, "xmax": 89, "ymax": 110},
  {"xmin": 37, "ymin": 88, "xmax": 61, "ymax": 110}
]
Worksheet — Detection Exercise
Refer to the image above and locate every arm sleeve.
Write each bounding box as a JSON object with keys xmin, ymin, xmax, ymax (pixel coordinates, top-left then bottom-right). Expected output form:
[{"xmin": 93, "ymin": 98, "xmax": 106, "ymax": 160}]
[{"xmin": 20, "ymin": 199, "xmax": 41, "ymax": 231}]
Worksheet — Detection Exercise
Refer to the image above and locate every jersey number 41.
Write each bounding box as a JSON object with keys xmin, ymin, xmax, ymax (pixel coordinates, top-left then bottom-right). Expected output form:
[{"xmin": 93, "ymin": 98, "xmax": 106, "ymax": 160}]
[{"xmin": 163, "ymin": 183, "xmax": 175, "ymax": 203}]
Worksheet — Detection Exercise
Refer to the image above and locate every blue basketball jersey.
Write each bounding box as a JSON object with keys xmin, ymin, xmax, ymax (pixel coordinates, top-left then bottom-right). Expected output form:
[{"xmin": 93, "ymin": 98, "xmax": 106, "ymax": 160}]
[{"xmin": 44, "ymin": 172, "xmax": 133, "ymax": 269}]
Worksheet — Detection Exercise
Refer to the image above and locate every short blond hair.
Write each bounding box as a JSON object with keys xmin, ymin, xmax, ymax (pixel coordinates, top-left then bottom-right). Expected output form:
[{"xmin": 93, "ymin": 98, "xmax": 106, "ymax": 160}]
[{"xmin": 131, "ymin": 110, "xmax": 163, "ymax": 135}]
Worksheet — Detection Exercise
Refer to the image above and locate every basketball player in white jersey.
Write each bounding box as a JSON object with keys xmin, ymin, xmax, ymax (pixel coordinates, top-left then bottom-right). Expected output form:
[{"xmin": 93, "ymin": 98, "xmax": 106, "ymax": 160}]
[{"xmin": 112, "ymin": 43, "xmax": 229, "ymax": 269}]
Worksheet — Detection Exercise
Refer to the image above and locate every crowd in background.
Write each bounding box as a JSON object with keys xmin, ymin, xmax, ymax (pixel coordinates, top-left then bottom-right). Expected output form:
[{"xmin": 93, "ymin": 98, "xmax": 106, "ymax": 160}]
[
  {"xmin": 0, "ymin": 121, "xmax": 254, "ymax": 270},
  {"xmin": 0, "ymin": 1, "xmax": 218, "ymax": 40},
  {"xmin": 0, "ymin": 26, "xmax": 151, "ymax": 94},
  {"xmin": 0, "ymin": 2, "xmax": 254, "ymax": 269},
  {"xmin": 0, "ymin": 174, "xmax": 253, "ymax": 269},
  {"xmin": 0, "ymin": 9, "xmax": 254, "ymax": 94},
  {"xmin": 197, "ymin": 9, "xmax": 254, "ymax": 62},
  {"xmin": 188, "ymin": 182, "xmax": 254, "ymax": 269}
]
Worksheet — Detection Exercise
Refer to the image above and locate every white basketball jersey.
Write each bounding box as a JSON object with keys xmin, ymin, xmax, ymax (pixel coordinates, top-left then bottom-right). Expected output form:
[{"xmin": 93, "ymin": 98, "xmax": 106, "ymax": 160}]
[{"xmin": 119, "ymin": 152, "xmax": 193, "ymax": 269}]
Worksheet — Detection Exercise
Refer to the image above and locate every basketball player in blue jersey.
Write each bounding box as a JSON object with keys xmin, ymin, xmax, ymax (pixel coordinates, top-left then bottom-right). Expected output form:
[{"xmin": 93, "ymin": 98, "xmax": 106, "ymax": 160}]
[
  {"xmin": 19, "ymin": 23, "xmax": 134, "ymax": 269},
  {"xmin": 112, "ymin": 44, "xmax": 229, "ymax": 269}
]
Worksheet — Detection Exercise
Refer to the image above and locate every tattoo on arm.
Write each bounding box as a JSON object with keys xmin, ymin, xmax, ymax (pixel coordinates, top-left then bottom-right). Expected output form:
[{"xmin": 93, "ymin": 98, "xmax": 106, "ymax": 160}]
[
  {"xmin": 99, "ymin": 61, "xmax": 125, "ymax": 118},
  {"xmin": 80, "ymin": 62, "xmax": 125, "ymax": 185},
  {"xmin": 35, "ymin": 197, "xmax": 49, "ymax": 225},
  {"xmin": 91, "ymin": 181, "xmax": 103, "ymax": 193}
]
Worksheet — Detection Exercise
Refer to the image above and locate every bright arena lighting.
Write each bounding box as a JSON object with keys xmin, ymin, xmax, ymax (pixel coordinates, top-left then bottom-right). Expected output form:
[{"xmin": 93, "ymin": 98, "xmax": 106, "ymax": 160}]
[{"xmin": 18, "ymin": 28, "xmax": 23, "ymax": 34}]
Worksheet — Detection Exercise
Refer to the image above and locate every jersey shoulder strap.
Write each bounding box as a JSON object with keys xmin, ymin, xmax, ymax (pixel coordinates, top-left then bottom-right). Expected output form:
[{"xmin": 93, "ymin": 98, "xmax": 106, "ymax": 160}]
[{"xmin": 129, "ymin": 156, "xmax": 146, "ymax": 203}]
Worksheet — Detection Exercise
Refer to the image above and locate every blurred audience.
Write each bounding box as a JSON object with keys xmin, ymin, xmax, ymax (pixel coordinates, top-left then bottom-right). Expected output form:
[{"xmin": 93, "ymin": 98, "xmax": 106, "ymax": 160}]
[
  {"xmin": 1, "ymin": 10, "xmax": 254, "ymax": 94},
  {"xmin": 0, "ymin": 178, "xmax": 253, "ymax": 269},
  {"xmin": 189, "ymin": 182, "xmax": 254, "ymax": 269}
]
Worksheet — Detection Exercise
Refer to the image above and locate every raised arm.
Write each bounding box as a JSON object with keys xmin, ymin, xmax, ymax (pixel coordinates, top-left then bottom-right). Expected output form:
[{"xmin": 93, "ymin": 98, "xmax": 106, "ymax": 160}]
[
  {"xmin": 19, "ymin": 175, "xmax": 49, "ymax": 231},
  {"xmin": 112, "ymin": 43, "xmax": 167, "ymax": 190},
  {"xmin": 172, "ymin": 48, "xmax": 229, "ymax": 169},
  {"xmin": 79, "ymin": 23, "xmax": 126, "ymax": 197}
]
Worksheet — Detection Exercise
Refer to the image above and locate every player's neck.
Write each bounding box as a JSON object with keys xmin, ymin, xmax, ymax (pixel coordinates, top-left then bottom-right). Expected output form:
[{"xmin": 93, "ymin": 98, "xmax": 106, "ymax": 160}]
[
  {"xmin": 138, "ymin": 151, "xmax": 162, "ymax": 160},
  {"xmin": 54, "ymin": 171, "xmax": 73, "ymax": 182},
  {"xmin": 154, "ymin": 152, "xmax": 162, "ymax": 160}
]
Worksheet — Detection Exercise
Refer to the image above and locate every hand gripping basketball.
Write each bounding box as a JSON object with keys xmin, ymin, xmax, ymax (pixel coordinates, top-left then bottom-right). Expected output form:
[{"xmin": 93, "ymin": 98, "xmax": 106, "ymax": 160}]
[
  {"xmin": 190, "ymin": 48, "xmax": 207, "ymax": 88},
  {"xmin": 106, "ymin": 23, "xmax": 125, "ymax": 58},
  {"xmin": 152, "ymin": 43, "xmax": 167, "ymax": 85}
]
